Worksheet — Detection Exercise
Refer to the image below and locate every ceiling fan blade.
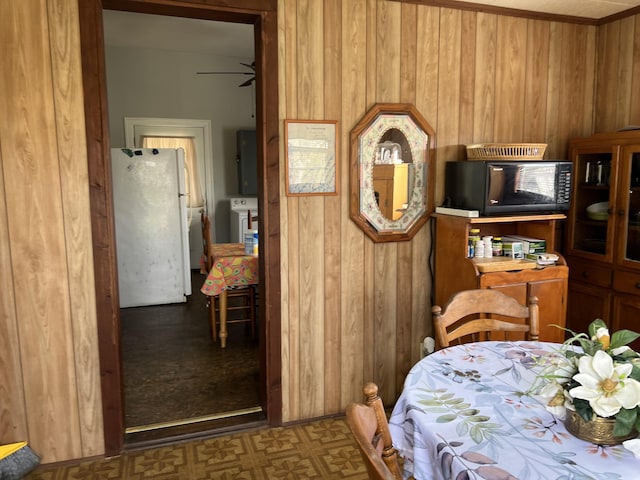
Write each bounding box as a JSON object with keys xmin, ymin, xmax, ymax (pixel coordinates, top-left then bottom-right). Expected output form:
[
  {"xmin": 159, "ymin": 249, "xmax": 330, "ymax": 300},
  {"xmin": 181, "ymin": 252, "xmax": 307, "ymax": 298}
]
[
  {"xmin": 239, "ymin": 77, "xmax": 256, "ymax": 87},
  {"xmin": 196, "ymin": 71, "xmax": 254, "ymax": 75}
]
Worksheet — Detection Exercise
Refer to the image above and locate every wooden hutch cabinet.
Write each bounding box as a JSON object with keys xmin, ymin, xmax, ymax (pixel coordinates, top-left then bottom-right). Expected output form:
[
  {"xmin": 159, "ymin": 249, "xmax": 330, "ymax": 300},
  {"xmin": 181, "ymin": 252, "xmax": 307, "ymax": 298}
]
[
  {"xmin": 565, "ymin": 130, "xmax": 640, "ymax": 346},
  {"xmin": 433, "ymin": 213, "xmax": 568, "ymax": 343}
]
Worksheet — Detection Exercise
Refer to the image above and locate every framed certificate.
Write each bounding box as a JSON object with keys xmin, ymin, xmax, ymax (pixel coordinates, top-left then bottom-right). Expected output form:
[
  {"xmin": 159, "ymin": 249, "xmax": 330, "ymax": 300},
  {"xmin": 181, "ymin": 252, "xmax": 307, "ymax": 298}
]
[{"xmin": 285, "ymin": 120, "xmax": 338, "ymax": 196}]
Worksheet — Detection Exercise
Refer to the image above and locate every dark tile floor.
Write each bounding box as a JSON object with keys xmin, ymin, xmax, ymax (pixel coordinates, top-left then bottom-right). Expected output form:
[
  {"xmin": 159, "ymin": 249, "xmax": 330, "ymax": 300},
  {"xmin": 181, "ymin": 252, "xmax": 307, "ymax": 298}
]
[{"xmin": 121, "ymin": 271, "xmax": 260, "ymax": 429}]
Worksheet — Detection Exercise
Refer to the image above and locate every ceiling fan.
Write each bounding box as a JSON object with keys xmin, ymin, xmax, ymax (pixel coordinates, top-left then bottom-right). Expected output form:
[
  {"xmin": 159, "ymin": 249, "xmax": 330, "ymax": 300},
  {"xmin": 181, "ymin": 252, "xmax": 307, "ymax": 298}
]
[{"xmin": 197, "ymin": 61, "xmax": 255, "ymax": 87}]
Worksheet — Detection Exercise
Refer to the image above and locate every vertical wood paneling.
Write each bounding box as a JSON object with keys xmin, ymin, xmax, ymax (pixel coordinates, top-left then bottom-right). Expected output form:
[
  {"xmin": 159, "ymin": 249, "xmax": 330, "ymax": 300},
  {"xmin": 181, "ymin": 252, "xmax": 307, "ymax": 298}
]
[
  {"xmin": 0, "ymin": 149, "xmax": 28, "ymax": 442},
  {"xmin": 631, "ymin": 16, "xmax": 640, "ymax": 125},
  {"xmin": 494, "ymin": 16, "xmax": 527, "ymax": 141},
  {"xmin": 373, "ymin": 243, "xmax": 398, "ymax": 400},
  {"xmin": 595, "ymin": 22, "xmax": 620, "ymax": 131},
  {"xmin": 396, "ymin": 2, "xmax": 418, "ymax": 396},
  {"xmin": 582, "ymin": 26, "xmax": 597, "ymax": 135},
  {"xmin": 0, "ymin": 0, "xmax": 82, "ymax": 462},
  {"xmin": 281, "ymin": 0, "xmax": 299, "ymax": 422},
  {"xmin": 415, "ymin": 7, "xmax": 440, "ymax": 127},
  {"xmin": 339, "ymin": 0, "xmax": 367, "ymax": 408},
  {"xmin": 473, "ymin": 13, "xmax": 497, "ymax": 142},
  {"xmin": 296, "ymin": 0, "xmax": 326, "ymax": 419},
  {"xmin": 362, "ymin": 0, "xmax": 378, "ymax": 400},
  {"xmin": 557, "ymin": 23, "xmax": 594, "ymax": 149},
  {"xmin": 545, "ymin": 22, "xmax": 562, "ymax": 153},
  {"xmin": 373, "ymin": 0, "xmax": 403, "ymax": 403},
  {"xmin": 400, "ymin": 3, "xmax": 418, "ymax": 103},
  {"xmin": 459, "ymin": 10, "xmax": 477, "ymax": 146},
  {"xmin": 377, "ymin": 1, "xmax": 402, "ymax": 102},
  {"xmin": 523, "ymin": 19, "xmax": 549, "ymax": 142},
  {"xmin": 8, "ymin": 1, "xmax": 637, "ymax": 462},
  {"xmin": 323, "ymin": 0, "xmax": 342, "ymax": 415},
  {"xmin": 436, "ymin": 8, "xmax": 462, "ymax": 202},
  {"xmin": 47, "ymin": 0, "xmax": 104, "ymax": 456},
  {"xmin": 616, "ymin": 17, "xmax": 635, "ymax": 125}
]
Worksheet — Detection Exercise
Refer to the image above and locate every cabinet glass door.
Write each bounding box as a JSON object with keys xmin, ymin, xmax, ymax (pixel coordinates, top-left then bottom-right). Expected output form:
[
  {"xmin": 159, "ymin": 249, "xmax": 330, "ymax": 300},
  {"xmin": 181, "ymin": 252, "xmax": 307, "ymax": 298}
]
[
  {"xmin": 567, "ymin": 147, "xmax": 616, "ymax": 261},
  {"xmin": 616, "ymin": 146, "xmax": 640, "ymax": 267}
]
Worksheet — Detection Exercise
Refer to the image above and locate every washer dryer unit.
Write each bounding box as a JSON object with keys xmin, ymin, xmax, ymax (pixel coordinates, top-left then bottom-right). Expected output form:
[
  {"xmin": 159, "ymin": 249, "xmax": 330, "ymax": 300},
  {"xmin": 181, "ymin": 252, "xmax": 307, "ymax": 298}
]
[{"xmin": 229, "ymin": 197, "xmax": 259, "ymax": 243}]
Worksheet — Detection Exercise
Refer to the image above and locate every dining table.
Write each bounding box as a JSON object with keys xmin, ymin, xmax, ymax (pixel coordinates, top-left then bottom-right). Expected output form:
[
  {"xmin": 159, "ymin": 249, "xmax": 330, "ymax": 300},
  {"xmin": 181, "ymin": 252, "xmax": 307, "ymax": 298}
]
[
  {"xmin": 200, "ymin": 242, "xmax": 258, "ymax": 348},
  {"xmin": 389, "ymin": 340, "xmax": 640, "ymax": 479}
]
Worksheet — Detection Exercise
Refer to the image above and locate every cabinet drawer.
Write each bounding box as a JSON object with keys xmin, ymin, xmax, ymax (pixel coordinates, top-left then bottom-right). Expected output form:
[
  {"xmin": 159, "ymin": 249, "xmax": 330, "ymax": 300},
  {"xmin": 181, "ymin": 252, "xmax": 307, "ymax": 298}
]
[
  {"xmin": 568, "ymin": 258, "xmax": 611, "ymax": 288},
  {"xmin": 613, "ymin": 270, "xmax": 640, "ymax": 296}
]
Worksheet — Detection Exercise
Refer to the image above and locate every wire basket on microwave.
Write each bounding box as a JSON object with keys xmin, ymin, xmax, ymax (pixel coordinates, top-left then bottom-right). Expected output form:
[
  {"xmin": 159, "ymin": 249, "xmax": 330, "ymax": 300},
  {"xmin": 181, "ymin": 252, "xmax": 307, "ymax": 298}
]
[{"xmin": 466, "ymin": 143, "xmax": 547, "ymax": 160}]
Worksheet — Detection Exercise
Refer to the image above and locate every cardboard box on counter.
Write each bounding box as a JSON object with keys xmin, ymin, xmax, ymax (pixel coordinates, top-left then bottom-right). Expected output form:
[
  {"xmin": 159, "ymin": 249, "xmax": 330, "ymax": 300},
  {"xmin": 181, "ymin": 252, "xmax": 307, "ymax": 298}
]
[
  {"xmin": 502, "ymin": 235, "xmax": 546, "ymax": 254},
  {"xmin": 502, "ymin": 240, "xmax": 524, "ymax": 259}
]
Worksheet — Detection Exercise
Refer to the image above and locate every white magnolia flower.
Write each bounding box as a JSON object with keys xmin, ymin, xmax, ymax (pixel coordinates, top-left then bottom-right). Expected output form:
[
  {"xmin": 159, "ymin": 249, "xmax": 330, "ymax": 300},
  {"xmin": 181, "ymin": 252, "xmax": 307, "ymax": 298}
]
[
  {"xmin": 611, "ymin": 345, "xmax": 632, "ymax": 356},
  {"xmin": 538, "ymin": 382, "xmax": 568, "ymax": 420},
  {"xmin": 592, "ymin": 326, "xmax": 610, "ymax": 344},
  {"xmin": 570, "ymin": 350, "xmax": 640, "ymax": 418}
]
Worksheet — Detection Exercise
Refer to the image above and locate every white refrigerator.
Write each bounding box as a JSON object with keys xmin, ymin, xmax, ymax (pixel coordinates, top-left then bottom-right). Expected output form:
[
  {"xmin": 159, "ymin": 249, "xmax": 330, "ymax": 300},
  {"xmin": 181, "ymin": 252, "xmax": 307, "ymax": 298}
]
[{"xmin": 111, "ymin": 147, "xmax": 192, "ymax": 308}]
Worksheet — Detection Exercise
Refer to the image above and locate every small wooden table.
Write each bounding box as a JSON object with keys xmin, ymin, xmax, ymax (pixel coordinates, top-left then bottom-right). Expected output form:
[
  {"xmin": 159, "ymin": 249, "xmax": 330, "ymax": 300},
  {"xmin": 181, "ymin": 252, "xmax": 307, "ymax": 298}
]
[{"xmin": 200, "ymin": 243, "xmax": 258, "ymax": 347}]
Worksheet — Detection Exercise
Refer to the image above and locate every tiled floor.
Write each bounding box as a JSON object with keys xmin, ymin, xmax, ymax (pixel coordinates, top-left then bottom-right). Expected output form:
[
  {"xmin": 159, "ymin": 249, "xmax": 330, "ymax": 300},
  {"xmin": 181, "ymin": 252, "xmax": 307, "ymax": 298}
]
[{"xmin": 26, "ymin": 417, "xmax": 371, "ymax": 479}]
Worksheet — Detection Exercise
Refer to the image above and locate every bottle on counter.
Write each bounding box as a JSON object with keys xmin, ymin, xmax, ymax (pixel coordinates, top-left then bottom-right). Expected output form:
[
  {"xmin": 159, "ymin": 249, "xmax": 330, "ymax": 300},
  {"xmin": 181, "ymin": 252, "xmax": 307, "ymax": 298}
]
[
  {"xmin": 492, "ymin": 236, "xmax": 503, "ymax": 256},
  {"xmin": 474, "ymin": 239, "xmax": 485, "ymax": 258},
  {"xmin": 468, "ymin": 228, "xmax": 480, "ymax": 258},
  {"xmin": 482, "ymin": 236, "xmax": 493, "ymax": 258}
]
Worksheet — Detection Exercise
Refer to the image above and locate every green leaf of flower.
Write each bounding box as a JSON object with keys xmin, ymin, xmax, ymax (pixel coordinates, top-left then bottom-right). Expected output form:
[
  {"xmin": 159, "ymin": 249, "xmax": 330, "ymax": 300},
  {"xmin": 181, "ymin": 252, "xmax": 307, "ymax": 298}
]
[
  {"xmin": 614, "ymin": 408, "xmax": 637, "ymax": 436},
  {"xmin": 588, "ymin": 319, "xmax": 607, "ymax": 338},
  {"xmin": 610, "ymin": 329, "xmax": 640, "ymax": 349},
  {"xmin": 573, "ymin": 398, "xmax": 593, "ymax": 422}
]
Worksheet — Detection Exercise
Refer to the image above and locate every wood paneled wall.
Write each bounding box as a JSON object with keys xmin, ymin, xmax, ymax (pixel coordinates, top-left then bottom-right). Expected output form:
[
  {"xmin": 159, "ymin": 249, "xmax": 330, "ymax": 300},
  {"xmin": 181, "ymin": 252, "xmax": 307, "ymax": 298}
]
[
  {"xmin": 594, "ymin": 15, "xmax": 640, "ymax": 132},
  {"xmin": 0, "ymin": 0, "xmax": 103, "ymax": 463},
  {"xmin": 2, "ymin": 0, "xmax": 640, "ymax": 463},
  {"xmin": 278, "ymin": 0, "xmax": 601, "ymax": 421}
]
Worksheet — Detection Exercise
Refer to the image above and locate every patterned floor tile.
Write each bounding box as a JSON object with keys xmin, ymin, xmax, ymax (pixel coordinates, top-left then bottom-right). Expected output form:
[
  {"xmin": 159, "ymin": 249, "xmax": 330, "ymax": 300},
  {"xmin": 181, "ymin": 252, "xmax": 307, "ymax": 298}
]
[{"xmin": 26, "ymin": 417, "xmax": 370, "ymax": 480}]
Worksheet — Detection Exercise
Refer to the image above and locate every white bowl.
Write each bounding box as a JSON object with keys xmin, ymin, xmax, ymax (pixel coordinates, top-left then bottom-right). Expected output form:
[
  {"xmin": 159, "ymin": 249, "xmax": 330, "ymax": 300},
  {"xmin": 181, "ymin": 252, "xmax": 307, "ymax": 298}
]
[{"xmin": 586, "ymin": 202, "xmax": 609, "ymax": 221}]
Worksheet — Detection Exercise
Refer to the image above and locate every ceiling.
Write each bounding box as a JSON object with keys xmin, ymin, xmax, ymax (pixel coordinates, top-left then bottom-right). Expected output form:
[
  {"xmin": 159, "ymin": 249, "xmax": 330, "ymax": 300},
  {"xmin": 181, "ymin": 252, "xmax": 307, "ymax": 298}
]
[
  {"xmin": 446, "ymin": 0, "xmax": 640, "ymax": 19},
  {"xmin": 102, "ymin": 10, "xmax": 254, "ymax": 58},
  {"xmin": 103, "ymin": 1, "xmax": 640, "ymax": 60}
]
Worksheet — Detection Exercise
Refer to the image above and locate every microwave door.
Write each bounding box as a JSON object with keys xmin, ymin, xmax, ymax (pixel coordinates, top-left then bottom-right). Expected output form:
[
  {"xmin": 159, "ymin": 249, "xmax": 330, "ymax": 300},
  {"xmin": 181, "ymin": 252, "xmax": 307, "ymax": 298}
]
[{"xmin": 487, "ymin": 166, "xmax": 505, "ymax": 206}]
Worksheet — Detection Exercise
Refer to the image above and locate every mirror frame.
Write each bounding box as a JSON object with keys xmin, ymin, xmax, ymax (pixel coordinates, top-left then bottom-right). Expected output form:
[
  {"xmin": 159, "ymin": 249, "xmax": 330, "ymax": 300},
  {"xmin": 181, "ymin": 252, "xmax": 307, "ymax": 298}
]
[{"xmin": 349, "ymin": 103, "xmax": 436, "ymax": 243}]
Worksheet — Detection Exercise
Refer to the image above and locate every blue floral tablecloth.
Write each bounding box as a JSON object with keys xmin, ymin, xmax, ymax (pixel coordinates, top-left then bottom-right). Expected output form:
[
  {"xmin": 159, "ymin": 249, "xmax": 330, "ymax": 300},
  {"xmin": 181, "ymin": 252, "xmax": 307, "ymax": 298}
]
[{"xmin": 389, "ymin": 341, "xmax": 639, "ymax": 479}]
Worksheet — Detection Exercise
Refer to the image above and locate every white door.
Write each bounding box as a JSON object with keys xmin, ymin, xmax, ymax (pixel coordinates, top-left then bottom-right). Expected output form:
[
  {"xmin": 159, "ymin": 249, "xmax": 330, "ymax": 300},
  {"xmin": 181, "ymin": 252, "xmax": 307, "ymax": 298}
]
[{"xmin": 124, "ymin": 117, "xmax": 214, "ymax": 269}]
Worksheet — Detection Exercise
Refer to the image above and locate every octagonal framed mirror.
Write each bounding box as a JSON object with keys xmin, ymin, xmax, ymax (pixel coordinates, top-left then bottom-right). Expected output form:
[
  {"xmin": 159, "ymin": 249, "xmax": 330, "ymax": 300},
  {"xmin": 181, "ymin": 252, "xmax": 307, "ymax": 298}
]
[{"xmin": 350, "ymin": 103, "xmax": 436, "ymax": 242}]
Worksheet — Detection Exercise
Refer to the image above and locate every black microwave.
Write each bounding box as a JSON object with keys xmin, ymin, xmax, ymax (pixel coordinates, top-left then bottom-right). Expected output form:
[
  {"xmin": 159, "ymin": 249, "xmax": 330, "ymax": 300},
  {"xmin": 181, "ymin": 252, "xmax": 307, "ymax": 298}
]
[{"xmin": 444, "ymin": 160, "xmax": 573, "ymax": 215}]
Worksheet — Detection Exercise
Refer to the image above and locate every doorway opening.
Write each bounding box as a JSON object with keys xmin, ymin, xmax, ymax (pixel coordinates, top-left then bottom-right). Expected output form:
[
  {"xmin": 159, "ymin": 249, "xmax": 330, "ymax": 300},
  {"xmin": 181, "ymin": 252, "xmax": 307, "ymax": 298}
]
[
  {"xmin": 78, "ymin": 0, "xmax": 281, "ymax": 456},
  {"xmin": 103, "ymin": 12, "xmax": 261, "ymax": 437}
]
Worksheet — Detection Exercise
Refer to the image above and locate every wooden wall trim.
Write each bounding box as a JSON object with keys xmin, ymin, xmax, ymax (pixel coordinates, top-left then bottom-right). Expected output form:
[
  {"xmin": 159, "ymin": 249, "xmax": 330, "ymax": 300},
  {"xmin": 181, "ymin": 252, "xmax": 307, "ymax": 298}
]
[
  {"xmin": 78, "ymin": 0, "xmax": 125, "ymax": 457},
  {"xmin": 598, "ymin": 6, "xmax": 640, "ymax": 25}
]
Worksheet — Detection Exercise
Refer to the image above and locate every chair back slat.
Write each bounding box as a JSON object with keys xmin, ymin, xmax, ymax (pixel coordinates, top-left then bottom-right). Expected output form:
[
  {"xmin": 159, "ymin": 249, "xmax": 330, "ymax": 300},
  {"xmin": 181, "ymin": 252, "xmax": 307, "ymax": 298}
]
[{"xmin": 433, "ymin": 289, "xmax": 539, "ymax": 349}]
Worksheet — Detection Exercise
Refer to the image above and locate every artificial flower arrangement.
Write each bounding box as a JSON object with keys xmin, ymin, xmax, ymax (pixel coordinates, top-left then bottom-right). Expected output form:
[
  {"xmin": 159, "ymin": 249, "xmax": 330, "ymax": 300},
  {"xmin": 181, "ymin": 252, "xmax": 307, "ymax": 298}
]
[{"xmin": 533, "ymin": 319, "xmax": 640, "ymax": 438}]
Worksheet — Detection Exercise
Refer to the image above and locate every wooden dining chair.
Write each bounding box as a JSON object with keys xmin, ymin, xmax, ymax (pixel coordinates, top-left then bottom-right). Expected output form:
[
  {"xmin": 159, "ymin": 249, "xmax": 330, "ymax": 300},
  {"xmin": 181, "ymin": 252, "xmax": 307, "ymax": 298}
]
[
  {"xmin": 201, "ymin": 213, "xmax": 256, "ymax": 343},
  {"xmin": 432, "ymin": 289, "xmax": 539, "ymax": 349},
  {"xmin": 247, "ymin": 209, "xmax": 259, "ymax": 230},
  {"xmin": 345, "ymin": 383, "xmax": 403, "ymax": 480}
]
